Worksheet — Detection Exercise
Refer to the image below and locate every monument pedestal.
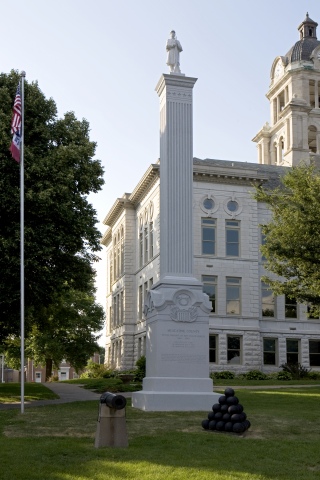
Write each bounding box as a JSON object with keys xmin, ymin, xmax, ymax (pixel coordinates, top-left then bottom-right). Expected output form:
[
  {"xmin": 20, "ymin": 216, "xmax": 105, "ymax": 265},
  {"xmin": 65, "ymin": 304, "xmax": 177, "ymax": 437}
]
[{"xmin": 132, "ymin": 279, "xmax": 220, "ymax": 411}]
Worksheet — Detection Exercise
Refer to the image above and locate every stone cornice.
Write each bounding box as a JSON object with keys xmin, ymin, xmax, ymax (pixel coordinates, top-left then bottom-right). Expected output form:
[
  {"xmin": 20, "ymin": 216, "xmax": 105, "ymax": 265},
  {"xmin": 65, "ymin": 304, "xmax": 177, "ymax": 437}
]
[
  {"xmin": 128, "ymin": 163, "xmax": 160, "ymax": 205},
  {"xmin": 102, "ymin": 194, "xmax": 133, "ymax": 227},
  {"xmin": 102, "ymin": 160, "xmax": 272, "ymax": 234},
  {"xmin": 101, "ymin": 227, "xmax": 112, "ymax": 246},
  {"xmin": 102, "ymin": 164, "xmax": 160, "ymax": 228},
  {"xmin": 193, "ymin": 163, "xmax": 269, "ymax": 184}
]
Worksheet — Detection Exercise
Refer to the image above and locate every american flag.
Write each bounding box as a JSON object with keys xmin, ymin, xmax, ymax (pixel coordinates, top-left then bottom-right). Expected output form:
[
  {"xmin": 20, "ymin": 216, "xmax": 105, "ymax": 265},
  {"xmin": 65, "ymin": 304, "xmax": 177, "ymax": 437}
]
[{"xmin": 10, "ymin": 83, "xmax": 22, "ymax": 162}]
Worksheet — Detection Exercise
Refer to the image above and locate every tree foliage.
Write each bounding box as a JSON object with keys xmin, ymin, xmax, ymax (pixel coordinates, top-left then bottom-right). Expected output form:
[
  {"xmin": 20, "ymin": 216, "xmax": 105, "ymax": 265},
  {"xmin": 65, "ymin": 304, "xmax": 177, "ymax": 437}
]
[
  {"xmin": 0, "ymin": 71, "xmax": 104, "ymax": 341},
  {"xmin": 254, "ymin": 164, "xmax": 320, "ymax": 316},
  {"xmin": 4, "ymin": 284, "xmax": 105, "ymax": 379}
]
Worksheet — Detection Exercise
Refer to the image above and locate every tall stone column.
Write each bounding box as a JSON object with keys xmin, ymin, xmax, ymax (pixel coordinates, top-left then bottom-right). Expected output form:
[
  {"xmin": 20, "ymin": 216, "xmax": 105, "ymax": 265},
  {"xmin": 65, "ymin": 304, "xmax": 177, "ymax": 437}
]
[{"xmin": 132, "ymin": 71, "xmax": 219, "ymax": 411}]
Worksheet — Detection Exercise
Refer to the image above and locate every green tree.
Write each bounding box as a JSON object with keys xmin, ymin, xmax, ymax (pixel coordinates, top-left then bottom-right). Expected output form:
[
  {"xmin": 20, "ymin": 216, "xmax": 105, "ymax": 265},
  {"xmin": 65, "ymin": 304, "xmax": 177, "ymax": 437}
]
[
  {"xmin": 254, "ymin": 163, "xmax": 320, "ymax": 316},
  {"xmin": 0, "ymin": 70, "xmax": 104, "ymax": 342},
  {"xmin": 5, "ymin": 284, "xmax": 105, "ymax": 380}
]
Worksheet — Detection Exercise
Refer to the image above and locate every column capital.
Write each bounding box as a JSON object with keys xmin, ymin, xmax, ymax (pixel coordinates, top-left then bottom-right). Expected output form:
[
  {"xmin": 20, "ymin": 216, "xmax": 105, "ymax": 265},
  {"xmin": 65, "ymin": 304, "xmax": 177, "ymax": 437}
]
[{"xmin": 155, "ymin": 74, "xmax": 197, "ymax": 97}]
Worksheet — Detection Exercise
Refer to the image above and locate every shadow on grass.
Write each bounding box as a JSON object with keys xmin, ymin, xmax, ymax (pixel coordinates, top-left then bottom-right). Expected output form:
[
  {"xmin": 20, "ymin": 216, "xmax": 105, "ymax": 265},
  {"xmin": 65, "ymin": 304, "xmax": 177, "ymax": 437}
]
[{"xmin": 0, "ymin": 389, "xmax": 320, "ymax": 480}]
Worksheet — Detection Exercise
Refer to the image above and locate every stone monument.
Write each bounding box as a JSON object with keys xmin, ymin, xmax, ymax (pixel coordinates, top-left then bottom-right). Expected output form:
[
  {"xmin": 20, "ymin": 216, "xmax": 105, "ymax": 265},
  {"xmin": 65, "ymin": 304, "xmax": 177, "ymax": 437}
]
[{"xmin": 132, "ymin": 33, "xmax": 220, "ymax": 411}]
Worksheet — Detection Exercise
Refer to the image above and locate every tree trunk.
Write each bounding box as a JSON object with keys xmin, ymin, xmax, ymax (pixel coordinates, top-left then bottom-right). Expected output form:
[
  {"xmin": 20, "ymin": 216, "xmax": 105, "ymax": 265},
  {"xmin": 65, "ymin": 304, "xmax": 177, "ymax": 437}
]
[{"xmin": 45, "ymin": 358, "xmax": 53, "ymax": 381}]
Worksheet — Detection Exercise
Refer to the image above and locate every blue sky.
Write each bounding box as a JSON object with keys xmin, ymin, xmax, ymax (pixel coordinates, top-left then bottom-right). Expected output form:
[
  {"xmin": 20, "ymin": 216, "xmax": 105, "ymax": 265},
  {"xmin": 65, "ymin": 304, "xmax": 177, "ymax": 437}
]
[{"xmin": 1, "ymin": 1, "xmax": 317, "ymax": 339}]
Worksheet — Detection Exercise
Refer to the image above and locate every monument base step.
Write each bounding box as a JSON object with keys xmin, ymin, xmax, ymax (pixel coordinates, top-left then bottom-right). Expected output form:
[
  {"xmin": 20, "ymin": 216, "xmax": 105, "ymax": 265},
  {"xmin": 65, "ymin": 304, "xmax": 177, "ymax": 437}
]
[{"xmin": 131, "ymin": 390, "xmax": 221, "ymax": 411}]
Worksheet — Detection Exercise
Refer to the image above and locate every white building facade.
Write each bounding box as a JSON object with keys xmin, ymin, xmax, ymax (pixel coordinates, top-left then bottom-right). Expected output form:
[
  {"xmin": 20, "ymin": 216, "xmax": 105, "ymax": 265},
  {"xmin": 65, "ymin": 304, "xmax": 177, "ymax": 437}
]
[{"xmin": 101, "ymin": 14, "xmax": 320, "ymax": 374}]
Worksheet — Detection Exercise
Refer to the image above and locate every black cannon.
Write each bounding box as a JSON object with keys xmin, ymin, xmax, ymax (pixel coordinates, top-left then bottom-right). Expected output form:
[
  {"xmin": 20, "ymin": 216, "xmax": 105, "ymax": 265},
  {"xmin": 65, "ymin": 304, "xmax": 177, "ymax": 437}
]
[{"xmin": 100, "ymin": 392, "xmax": 127, "ymax": 410}]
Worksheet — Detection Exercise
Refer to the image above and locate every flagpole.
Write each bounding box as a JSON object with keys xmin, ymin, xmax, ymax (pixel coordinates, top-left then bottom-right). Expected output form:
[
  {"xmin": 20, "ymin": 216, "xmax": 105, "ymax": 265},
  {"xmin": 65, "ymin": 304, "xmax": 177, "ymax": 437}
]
[{"xmin": 20, "ymin": 71, "xmax": 26, "ymax": 414}]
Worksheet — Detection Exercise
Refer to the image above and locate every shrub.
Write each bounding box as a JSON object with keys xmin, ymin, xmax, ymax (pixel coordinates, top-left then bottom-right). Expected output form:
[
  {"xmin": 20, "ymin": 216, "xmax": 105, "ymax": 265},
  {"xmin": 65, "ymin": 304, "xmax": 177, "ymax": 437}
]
[
  {"xmin": 276, "ymin": 370, "xmax": 292, "ymax": 380},
  {"xmin": 307, "ymin": 371, "xmax": 320, "ymax": 380},
  {"xmin": 246, "ymin": 370, "xmax": 267, "ymax": 380},
  {"xmin": 281, "ymin": 363, "xmax": 310, "ymax": 380},
  {"xmin": 210, "ymin": 371, "xmax": 235, "ymax": 380},
  {"xmin": 82, "ymin": 377, "xmax": 124, "ymax": 392},
  {"xmin": 80, "ymin": 360, "xmax": 114, "ymax": 379},
  {"xmin": 134, "ymin": 355, "xmax": 146, "ymax": 382}
]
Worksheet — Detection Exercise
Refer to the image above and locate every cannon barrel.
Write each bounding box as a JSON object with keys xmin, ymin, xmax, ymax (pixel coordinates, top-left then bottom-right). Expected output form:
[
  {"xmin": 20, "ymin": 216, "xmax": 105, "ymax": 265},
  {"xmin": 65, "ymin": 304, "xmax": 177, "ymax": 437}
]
[{"xmin": 100, "ymin": 392, "xmax": 127, "ymax": 410}]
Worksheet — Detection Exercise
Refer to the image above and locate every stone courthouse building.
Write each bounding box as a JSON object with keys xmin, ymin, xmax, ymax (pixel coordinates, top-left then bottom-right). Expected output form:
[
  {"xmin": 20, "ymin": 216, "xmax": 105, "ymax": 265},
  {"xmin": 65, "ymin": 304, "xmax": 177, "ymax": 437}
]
[{"xmin": 101, "ymin": 14, "xmax": 320, "ymax": 374}]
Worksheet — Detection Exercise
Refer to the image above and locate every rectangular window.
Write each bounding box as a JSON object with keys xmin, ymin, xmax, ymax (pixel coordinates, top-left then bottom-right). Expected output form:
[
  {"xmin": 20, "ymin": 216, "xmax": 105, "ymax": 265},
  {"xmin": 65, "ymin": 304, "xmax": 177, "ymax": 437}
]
[
  {"xmin": 138, "ymin": 337, "xmax": 142, "ymax": 359},
  {"xmin": 209, "ymin": 335, "xmax": 217, "ymax": 363},
  {"xmin": 201, "ymin": 218, "xmax": 216, "ymax": 255},
  {"xmin": 307, "ymin": 305, "xmax": 319, "ymax": 319},
  {"xmin": 285, "ymin": 295, "xmax": 297, "ymax": 318},
  {"xmin": 116, "ymin": 295, "xmax": 120, "ymax": 325},
  {"xmin": 149, "ymin": 222, "xmax": 154, "ymax": 258},
  {"xmin": 139, "ymin": 231, "xmax": 143, "ymax": 268},
  {"xmin": 227, "ymin": 336, "xmax": 241, "ymax": 364},
  {"xmin": 138, "ymin": 285, "xmax": 143, "ymax": 320},
  {"xmin": 112, "ymin": 296, "xmax": 117, "ymax": 327},
  {"xmin": 121, "ymin": 233, "xmax": 124, "ymax": 274},
  {"xmin": 309, "ymin": 340, "xmax": 320, "ymax": 366},
  {"xmin": 109, "ymin": 306, "xmax": 112, "ymax": 332},
  {"xmin": 120, "ymin": 291, "xmax": 124, "ymax": 324},
  {"xmin": 261, "ymin": 281, "xmax": 275, "ymax": 317},
  {"xmin": 144, "ymin": 281, "xmax": 148, "ymax": 309},
  {"xmin": 263, "ymin": 338, "xmax": 277, "ymax": 365},
  {"xmin": 113, "ymin": 245, "xmax": 117, "ymax": 281},
  {"xmin": 226, "ymin": 220, "xmax": 240, "ymax": 257},
  {"xmin": 149, "ymin": 278, "xmax": 153, "ymax": 288},
  {"xmin": 202, "ymin": 275, "xmax": 217, "ymax": 313},
  {"xmin": 226, "ymin": 277, "xmax": 241, "ymax": 315},
  {"xmin": 286, "ymin": 339, "xmax": 299, "ymax": 364}
]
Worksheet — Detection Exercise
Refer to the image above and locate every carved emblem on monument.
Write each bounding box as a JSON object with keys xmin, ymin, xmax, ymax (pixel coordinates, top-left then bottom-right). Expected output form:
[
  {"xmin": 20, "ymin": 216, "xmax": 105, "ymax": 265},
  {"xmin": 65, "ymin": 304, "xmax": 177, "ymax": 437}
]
[{"xmin": 170, "ymin": 291, "xmax": 198, "ymax": 323}]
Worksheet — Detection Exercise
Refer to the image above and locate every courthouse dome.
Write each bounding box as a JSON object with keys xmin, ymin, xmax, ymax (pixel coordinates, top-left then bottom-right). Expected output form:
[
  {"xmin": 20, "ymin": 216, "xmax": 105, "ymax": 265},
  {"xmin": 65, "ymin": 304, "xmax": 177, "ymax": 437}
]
[{"xmin": 285, "ymin": 13, "xmax": 320, "ymax": 63}]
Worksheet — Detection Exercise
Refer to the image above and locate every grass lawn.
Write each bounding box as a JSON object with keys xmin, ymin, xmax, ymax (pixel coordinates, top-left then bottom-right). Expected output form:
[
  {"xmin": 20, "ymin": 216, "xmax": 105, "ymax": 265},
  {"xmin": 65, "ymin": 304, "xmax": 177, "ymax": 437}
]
[
  {"xmin": 1, "ymin": 387, "xmax": 320, "ymax": 480},
  {"xmin": 213, "ymin": 378, "xmax": 320, "ymax": 387},
  {"xmin": 0, "ymin": 382, "xmax": 59, "ymax": 403}
]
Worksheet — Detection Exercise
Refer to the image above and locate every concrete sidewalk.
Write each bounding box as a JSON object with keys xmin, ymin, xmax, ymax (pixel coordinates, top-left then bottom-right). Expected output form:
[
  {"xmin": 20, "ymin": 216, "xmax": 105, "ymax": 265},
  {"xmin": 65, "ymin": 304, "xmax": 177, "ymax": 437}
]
[{"xmin": 0, "ymin": 382, "xmax": 102, "ymax": 410}]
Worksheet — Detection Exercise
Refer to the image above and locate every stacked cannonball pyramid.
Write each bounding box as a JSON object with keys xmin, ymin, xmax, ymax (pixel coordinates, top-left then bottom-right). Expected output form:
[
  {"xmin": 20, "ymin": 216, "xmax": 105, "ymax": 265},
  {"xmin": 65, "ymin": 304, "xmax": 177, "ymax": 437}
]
[{"xmin": 202, "ymin": 388, "xmax": 251, "ymax": 434}]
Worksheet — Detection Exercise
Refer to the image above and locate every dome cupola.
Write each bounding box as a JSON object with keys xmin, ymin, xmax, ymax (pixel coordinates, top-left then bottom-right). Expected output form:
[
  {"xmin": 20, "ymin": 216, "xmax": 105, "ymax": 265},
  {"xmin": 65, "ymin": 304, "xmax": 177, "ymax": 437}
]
[{"xmin": 286, "ymin": 13, "xmax": 320, "ymax": 63}]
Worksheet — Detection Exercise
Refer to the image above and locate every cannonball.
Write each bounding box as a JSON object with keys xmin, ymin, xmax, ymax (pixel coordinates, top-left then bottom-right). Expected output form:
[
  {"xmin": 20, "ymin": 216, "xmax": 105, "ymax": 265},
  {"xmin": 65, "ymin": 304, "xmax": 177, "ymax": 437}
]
[
  {"xmin": 212, "ymin": 403, "xmax": 221, "ymax": 412},
  {"xmin": 225, "ymin": 421, "xmax": 233, "ymax": 432},
  {"xmin": 228, "ymin": 404, "xmax": 241, "ymax": 415},
  {"xmin": 220, "ymin": 404, "xmax": 229, "ymax": 414},
  {"xmin": 231, "ymin": 413, "xmax": 243, "ymax": 423},
  {"xmin": 224, "ymin": 387, "xmax": 235, "ymax": 397},
  {"xmin": 237, "ymin": 404, "xmax": 244, "ymax": 413},
  {"xmin": 219, "ymin": 395, "xmax": 227, "ymax": 404},
  {"xmin": 241, "ymin": 412, "xmax": 247, "ymax": 421},
  {"xmin": 214, "ymin": 411, "xmax": 223, "ymax": 420},
  {"xmin": 209, "ymin": 420, "xmax": 217, "ymax": 430},
  {"xmin": 226, "ymin": 396, "xmax": 239, "ymax": 406},
  {"xmin": 216, "ymin": 421, "xmax": 225, "ymax": 431},
  {"xmin": 222, "ymin": 413, "xmax": 231, "ymax": 422},
  {"xmin": 202, "ymin": 419, "xmax": 210, "ymax": 430},
  {"xmin": 233, "ymin": 422, "xmax": 246, "ymax": 433},
  {"xmin": 208, "ymin": 411, "xmax": 215, "ymax": 421}
]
